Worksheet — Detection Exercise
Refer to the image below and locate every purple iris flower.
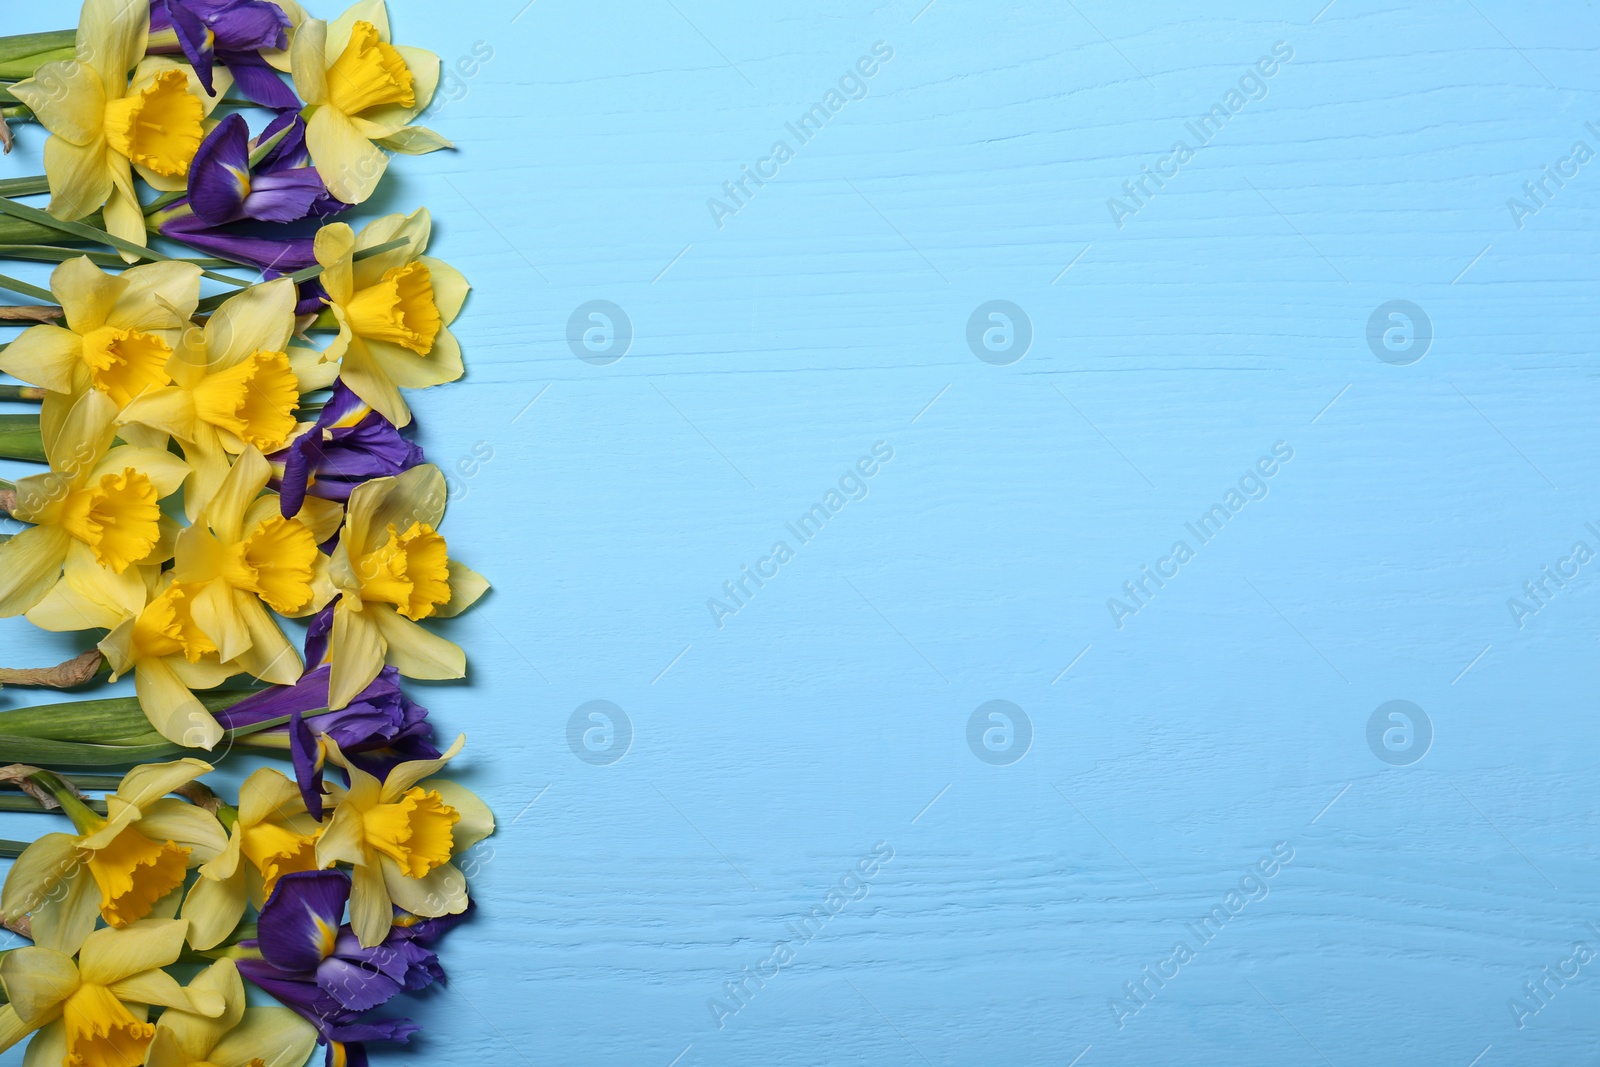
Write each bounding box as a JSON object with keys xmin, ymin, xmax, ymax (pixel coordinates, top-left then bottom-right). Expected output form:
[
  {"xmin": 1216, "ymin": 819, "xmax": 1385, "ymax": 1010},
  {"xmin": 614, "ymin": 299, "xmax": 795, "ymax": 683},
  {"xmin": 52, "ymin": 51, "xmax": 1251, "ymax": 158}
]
[
  {"xmin": 148, "ymin": 0, "xmax": 300, "ymax": 108},
  {"xmin": 238, "ymin": 871, "xmax": 467, "ymax": 1063},
  {"xmin": 269, "ymin": 381, "xmax": 426, "ymax": 519},
  {"xmin": 215, "ymin": 663, "xmax": 440, "ymax": 818},
  {"xmin": 153, "ymin": 112, "xmax": 347, "ymax": 276}
]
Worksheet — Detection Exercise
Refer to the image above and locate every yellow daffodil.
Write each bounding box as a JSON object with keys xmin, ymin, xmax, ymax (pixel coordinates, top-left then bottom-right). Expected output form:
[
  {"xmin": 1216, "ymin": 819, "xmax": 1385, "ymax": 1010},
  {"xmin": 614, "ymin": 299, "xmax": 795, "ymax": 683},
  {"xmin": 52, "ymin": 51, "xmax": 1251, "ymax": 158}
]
[
  {"xmin": 0, "ymin": 761, "xmax": 226, "ymax": 955},
  {"xmin": 314, "ymin": 208, "xmax": 468, "ymax": 428},
  {"xmin": 146, "ymin": 958, "xmax": 318, "ymax": 1067},
  {"xmin": 10, "ymin": 0, "xmax": 230, "ymax": 253},
  {"xmin": 323, "ymin": 463, "xmax": 487, "ymax": 710},
  {"xmin": 116, "ymin": 277, "xmax": 316, "ymax": 519},
  {"xmin": 28, "ymin": 574, "xmax": 239, "ymax": 749},
  {"xmin": 0, "ymin": 389, "xmax": 187, "ymax": 619},
  {"xmin": 290, "ymin": 0, "xmax": 447, "ymax": 204},
  {"xmin": 315, "ymin": 734, "xmax": 493, "ymax": 946},
  {"xmin": 181, "ymin": 768, "xmax": 324, "ymax": 950},
  {"xmin": 0, "ymin": 919, "xmax": 226, "ymax": 1067},
  {"xmin": 0, "ymin": 257, "xmax": 200, "ymax": 445},
  {"xmin": 172, "ymin": 446, "xmax": 341, "ymax": 683}
]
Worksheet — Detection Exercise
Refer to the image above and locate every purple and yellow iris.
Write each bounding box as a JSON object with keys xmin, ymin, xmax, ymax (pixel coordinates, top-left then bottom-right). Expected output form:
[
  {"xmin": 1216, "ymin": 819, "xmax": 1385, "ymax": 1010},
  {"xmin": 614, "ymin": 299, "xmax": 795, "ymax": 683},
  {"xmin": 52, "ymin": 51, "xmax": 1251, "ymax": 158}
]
[
  {"xmin": 215, "ymin": 661, "xmax": 440, "ymax": 818},
  {"xmin": 237, "ymin": 870, "xmax": 467, "ymax": 1066},
  {"xmin": 148, "ymin": 0, "xmax": 299, "ymax": 107},
  {"xmin": 153, "ymin": 112, "xmax": 348, "ymax": 276},
  {"xmin": 270, "ymin": 381, "xmax": 427, "ymax": 518}
]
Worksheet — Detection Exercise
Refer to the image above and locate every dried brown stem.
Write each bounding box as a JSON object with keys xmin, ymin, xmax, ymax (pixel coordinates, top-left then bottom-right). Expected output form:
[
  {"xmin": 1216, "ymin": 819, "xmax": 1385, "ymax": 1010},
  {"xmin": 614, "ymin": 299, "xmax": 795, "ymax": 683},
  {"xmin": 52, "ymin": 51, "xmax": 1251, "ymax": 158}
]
[{"xmin": 0, "ymin": 649, "xmax": 106, "ymax": 688}]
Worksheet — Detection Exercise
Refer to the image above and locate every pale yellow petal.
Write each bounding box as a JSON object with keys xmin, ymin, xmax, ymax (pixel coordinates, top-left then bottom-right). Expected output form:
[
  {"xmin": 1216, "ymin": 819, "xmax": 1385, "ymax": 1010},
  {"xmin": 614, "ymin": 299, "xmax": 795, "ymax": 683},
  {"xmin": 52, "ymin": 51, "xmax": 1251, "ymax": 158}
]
[
  {"xmin": 1, "ymin": 834, "xmax": 80, "ymax": 924},
  {"xmin": 112, "ymin": 758, "xmax": 213, "ymax": 813},
  {"xmin": 0, "ymin": 526, "xmax": 72, "ymax": 618},
  {"xmin": 9, "ymin": 61, "xmax": 104, "ymax": 145},
  {"xmin": 205, "ymin": 279, "xmax": 296, "ymax": 370},
  {"xmin": 351, "ymin": 208, "xmax": 426, "ymax": 285},
  {"xmin": 117, "ymin": 385, "xmax": 198, "ymax": 443},
  {"xmin": 364, "ymin": 329, "xmax": 460, "ymax": 389},
  {"xmin": 29, "ymin": 867, "xmax": 99, "ymax": 955},
  {"xmin": 108, "ymin": 967, "xmax": 225, "ymax": 1017},
  {"xmin": 224, "ymin": 594, "xmax": 302, "ymax": 684},
  {"xmin": 372, "ymin": 605, "xmax": 464, "ymax": 680},
  {"xmin": 0, "ymin": 325, "xmax": 82, "ymax": 393},
  {"xmin": 348, "ymin": 854, "xmax": 391, "ymax": 948},
  {"xmin": 210, "ymin": 1007, "xmax": 318, "ymax": 1067},
  {"xmin": 102, "ymin": 173, "xmax": 148, "ymax": 254},
  {"xmin": 107, "ymin": 260, "xmax": 202, "ymax": 331},
  {"xmin": 433, "ymin": 560, "xmax": 487, "ymax": 618},
  {"xmin": 288, "ymin": 344, "xmax": 338, "ymax": 391},
  {"xmin": 420, "ymin": 255, "xmax": 469, "ymax": 322},
  {"xmin": 138, "ymin": 798, "xmax": 229, "ymax": 861},
  {"xmin": 0, "ymin": 947, "xmax": 76, "ymax": 1027},
  {"xmin": 26, "ymin": 574, "xmax": 127, "ymax": 633},
  {"xmin": 327, "ymin": 0, "xmax": 390, "ymax": 57},
  {"xmin": 337, "ymin": 334, "xmax": 408, "ymax": 427},
  {"xmin": 377, "ymin": 733, "xmax": 464, "ymax": 800},
  {"xmin": 180, "ymin": 867, "xmax": 246, "ymax": 951},
  {"xmin": 429, "ymin": 779, "xmax": 494, "ymax": 853},
  {"xmin": 136, "ymin": 661, "xmax": 223, "ymax": 749},
  {"xmin": 313, "ymin": 221, "xmax": 355, "ymax": 304},
  {"xmin": 79, "ymin": 0, "xmax": 150, "ymax": 94},
  {"xmin": 328, "ymin": 600, "xmax": 385, "ymax": 710},
  {"xmin": 381, "ymin": 855, "xmax": 465, "ymax": 918},
  {"xmin": 238, "ymin": 768, "xmax": 307, "ymax": 825},
  {"xmin": 42, "ymin": 135, "xmax": 113, "ymax": 222},
  {"xmin": 305, "ymin": 104, "xmax": 386, "ymax": 205},
  {"xmin": 289, "ymin": 15, "xmax": 328, "ymax": 104},
  {"xmin": 79, "ymin": 917, "xmax": 187, "ymax": 986},
  {"xmin": 20, "ymin": 1019, "xmax": 67, "ymax": 1067}
]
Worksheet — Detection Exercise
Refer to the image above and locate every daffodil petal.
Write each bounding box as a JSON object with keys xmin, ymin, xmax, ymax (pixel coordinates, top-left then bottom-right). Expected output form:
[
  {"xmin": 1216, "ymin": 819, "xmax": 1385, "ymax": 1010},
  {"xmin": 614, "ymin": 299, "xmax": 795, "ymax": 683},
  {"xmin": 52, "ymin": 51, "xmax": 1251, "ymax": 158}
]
[
  {"xmin": 375, "ymin": 733, "xmax": 463, "ymax": 799},
  {"xmin": 137, "ymin": 660, "xmax": 223, "ymax": 749},
  {"xmin": 434, "ymin": 560, "xmax": 488, "ymax": 618},
  {"xmin": 180, "ymin": 869, "xmax": 245, "ymax": 952},
  {"xmin": 0, "ymin": 526, "xmax": 72, "ymax": 618},
  {"xmin": 337, "ymin": 334, "xmax": 409, "ymax": 427},
  {"xmin": 138, "ymin": 799, "xmax": 229, "ymax": 861},
  {"xmin": 428, "ymin": 778, "xmax": 494, "ymax": 852},
  {"xmin": 10, "ymin": 61, "xmax": 104, "ymax": 146},
  {"xmin": 79, "ymin": 0, "xmax": 151, "ymax": 95},
  {"xmin": 420, "ymin": 255, "xmax": 469, "ymax": 322},
  {"xmin": 0, "ymin": 947, "xmax": 76, "ymax": 1026},
  {"xmin": 0, "ymin": 1004, "xmax": 35, "ymax": 1057},
  {"xmin": 371, "ymin": 602, "xmax": 464, "ymax": 679},
  {"xmin": 381, "ymin": 854, "xmax": 465, "ymax": 917},
  {"xmin": 109, "ymin": 967, "xmax": 224, "ymax": 1017},
  {"xmin": 30, "ymin": 866, "xmax": 99, "ymax": 955},
  {"xmin": 20, "ymin": 1019, "xmax": 67, "ymax": 1067},
  {"xmin": 209, "ymin": 1007, "xmax": 319, "ymax": 1067},
  {"xmin": 94, "ymin": 446, "xmax": 190, "ymax": 498},
  {"xmin": 0, "ymin": 325, "xmax": 81, "ymax": 394},
  {"xmin": 41, "ymin": 135, "xmax": 113, "ymax": 222},
  {"xmin": 328, "ymin": 600, "xmax": 385, "ymax": 710},
  {"xmin": 305, "ymin": 103, "xmax": 387, "ymax": 205},
  {"xmin": 108, "ymin": 261, "xmax": 202, "ymax": 331},
  {"xmin": 363, "ymin": 331, "xmax": 461, "ymax": 389},
  {"xmin": 79, "ymin": 917, "xmax": 187, "ymax": 986},
  {"xmin": 205, "ymin": 278, "xmax": 296, "ymax": 370},
  {"xmin": 348, "ymin": 853, "xmax": 391, "ymax": 948},
  {"xmin": 1, "ymin": 833, "xmax": 80, "ymax": 925}
]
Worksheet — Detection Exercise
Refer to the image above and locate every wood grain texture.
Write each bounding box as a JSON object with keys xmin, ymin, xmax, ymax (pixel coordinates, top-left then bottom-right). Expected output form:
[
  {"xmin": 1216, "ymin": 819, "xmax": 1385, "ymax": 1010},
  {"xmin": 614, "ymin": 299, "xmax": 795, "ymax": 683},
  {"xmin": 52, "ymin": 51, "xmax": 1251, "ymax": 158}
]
[{"xmin": 4, "ymin": 0, "xmax": 1600, "ymax": 1064}]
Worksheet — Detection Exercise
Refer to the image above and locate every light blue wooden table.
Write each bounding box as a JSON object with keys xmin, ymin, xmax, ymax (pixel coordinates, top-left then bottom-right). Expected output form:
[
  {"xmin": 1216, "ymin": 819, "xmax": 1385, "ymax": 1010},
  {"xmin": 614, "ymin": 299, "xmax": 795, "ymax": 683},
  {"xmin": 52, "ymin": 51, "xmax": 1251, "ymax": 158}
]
[{"xmin": 4, "ymin": 1, "xmax": 1600, "ymax": 1064}]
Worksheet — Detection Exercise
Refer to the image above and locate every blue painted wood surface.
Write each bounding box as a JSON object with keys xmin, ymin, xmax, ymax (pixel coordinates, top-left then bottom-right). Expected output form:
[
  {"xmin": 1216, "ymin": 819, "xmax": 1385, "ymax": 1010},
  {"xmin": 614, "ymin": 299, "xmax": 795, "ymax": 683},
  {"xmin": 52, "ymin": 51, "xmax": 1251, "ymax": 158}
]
[{"xmin": 4, "ymin": 1, "xmax": 1600, "ymax": 1064}]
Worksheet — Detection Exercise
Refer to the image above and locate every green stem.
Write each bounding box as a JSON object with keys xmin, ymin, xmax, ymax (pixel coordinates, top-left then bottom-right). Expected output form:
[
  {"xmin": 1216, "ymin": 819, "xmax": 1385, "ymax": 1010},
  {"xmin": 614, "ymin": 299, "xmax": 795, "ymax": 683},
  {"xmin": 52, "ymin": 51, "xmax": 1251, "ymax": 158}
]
[
  {"xmin": 0, "ymin": 271, "xmax": 54, "ymax": 303},
  {"xmin": 0, "ymin": 244, "xmax": 236, "ymax": 269},
  {"xmin": 0, "ymin": 196, "xmax": 250, "ymax": 288},
  {"xmin": 0, "ymin": 175, "xmax": 49, "ymax": 198}
]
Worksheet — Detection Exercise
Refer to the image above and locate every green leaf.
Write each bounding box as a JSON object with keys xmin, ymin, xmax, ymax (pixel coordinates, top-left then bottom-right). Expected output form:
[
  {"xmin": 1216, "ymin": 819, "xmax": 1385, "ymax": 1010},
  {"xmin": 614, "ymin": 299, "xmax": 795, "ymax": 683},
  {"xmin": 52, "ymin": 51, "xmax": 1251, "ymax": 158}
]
[
  {"xmin": 0, "ymin": 271, "xmax": 54, "ymax": 302},
  {"xmin": 0, "ymin": 196, "xmax": 249, "ymax": 288},
  {"xmin": 0, "ymin": 175, "xmax": 50, "ymax": 198},
  {"xmin": 0, "ymin": 413, "xmax": 44, "ymax": 462}
]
